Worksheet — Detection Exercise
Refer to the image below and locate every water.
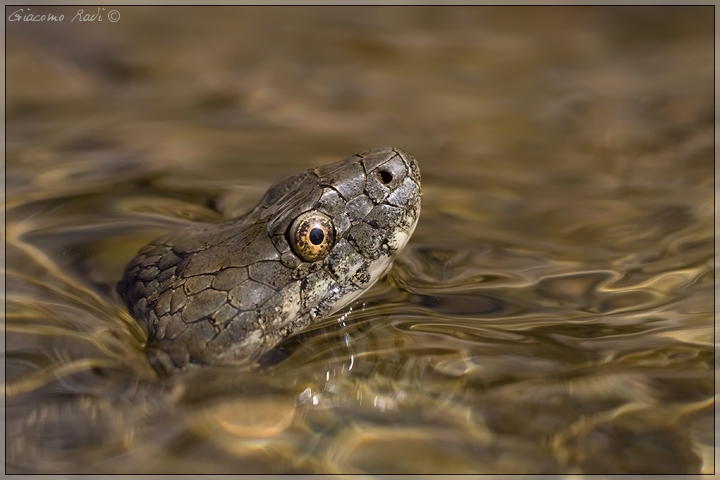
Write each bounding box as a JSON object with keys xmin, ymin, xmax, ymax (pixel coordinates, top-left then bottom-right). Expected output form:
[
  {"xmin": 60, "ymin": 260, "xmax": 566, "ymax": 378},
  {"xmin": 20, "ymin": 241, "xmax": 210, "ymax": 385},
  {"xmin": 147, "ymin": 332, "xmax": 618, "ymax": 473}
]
[{"xmin": 5, "ymin": 6, "xmax": 714, "ymax": 474}]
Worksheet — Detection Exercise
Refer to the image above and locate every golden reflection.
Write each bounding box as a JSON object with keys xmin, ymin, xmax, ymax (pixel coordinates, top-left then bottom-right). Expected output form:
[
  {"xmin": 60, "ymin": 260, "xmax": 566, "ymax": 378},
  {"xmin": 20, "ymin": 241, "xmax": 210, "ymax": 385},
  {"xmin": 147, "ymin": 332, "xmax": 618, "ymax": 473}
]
[{"xmin": 192, "ymin": 396, "xmax": 297, "ymax": 440}]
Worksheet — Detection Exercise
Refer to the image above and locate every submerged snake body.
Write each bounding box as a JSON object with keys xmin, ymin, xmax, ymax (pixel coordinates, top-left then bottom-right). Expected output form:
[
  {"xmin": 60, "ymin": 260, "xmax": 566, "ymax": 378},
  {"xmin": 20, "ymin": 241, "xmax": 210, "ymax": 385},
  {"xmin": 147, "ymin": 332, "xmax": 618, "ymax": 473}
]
[{"xmin": 117, "ymin": 147, "xmax": 421, "ymax": 371}]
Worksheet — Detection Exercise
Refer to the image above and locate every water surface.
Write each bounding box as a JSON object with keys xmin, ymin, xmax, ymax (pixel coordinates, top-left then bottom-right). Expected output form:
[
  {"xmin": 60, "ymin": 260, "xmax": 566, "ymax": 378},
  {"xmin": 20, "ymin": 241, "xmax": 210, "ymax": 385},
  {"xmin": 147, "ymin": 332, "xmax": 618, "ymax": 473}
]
[{"xmin": 5, "ymin": 6, "xmax": 715, "ymax": 474}]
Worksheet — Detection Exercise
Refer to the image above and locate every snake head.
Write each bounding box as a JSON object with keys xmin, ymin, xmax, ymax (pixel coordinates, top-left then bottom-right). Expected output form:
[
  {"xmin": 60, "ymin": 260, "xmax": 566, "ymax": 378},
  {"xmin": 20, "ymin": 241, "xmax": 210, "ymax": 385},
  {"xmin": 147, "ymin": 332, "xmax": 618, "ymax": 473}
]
[
  {"xmin": 118, "ymin": 147, "xmax": 421, "ymax": 371},
  {"xmin": 262, "ymin": 146, "xmax": 422, "ymax": 317}
]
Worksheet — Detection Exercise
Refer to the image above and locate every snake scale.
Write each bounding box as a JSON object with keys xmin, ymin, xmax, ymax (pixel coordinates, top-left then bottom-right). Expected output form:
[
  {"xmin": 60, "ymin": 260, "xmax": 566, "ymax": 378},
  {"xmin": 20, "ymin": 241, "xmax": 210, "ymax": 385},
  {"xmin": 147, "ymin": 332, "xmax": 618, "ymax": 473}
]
[{"xmin": 117, "ymin": 147, "xmax": 422, "ymax": 372}]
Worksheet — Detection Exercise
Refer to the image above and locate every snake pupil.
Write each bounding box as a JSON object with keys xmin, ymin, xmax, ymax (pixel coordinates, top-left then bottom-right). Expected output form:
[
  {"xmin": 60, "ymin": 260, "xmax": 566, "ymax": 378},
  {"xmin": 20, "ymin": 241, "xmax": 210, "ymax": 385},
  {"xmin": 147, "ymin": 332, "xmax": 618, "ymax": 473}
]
[{"xmin": 309, "ymin": 227, "xmax": 324, "ymax": 245}]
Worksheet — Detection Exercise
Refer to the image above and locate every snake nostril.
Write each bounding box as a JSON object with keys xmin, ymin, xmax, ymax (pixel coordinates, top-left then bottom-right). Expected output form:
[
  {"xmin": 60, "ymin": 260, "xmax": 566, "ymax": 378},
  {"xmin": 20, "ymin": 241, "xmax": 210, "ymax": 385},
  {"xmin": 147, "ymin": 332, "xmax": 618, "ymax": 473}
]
[{"xmin": 376, "ymin": 170, "xmax": 393, "ymax": 184}]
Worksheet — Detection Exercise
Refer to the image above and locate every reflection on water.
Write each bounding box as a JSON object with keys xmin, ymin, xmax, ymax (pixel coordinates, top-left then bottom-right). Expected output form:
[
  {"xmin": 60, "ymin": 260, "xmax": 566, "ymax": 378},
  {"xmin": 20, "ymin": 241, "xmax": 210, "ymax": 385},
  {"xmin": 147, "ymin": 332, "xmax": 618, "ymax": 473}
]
[{"xmin": 6, "ymin": 6, "xmax": 714, "ymax": 474}]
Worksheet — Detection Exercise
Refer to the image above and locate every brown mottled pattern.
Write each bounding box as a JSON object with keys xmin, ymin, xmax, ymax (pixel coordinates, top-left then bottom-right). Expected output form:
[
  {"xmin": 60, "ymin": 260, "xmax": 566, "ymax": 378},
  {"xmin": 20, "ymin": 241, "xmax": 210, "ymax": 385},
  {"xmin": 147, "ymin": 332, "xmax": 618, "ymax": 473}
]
[{"xmin": 117, "ymin": 147, "xmax": 422, "ymax": 372}]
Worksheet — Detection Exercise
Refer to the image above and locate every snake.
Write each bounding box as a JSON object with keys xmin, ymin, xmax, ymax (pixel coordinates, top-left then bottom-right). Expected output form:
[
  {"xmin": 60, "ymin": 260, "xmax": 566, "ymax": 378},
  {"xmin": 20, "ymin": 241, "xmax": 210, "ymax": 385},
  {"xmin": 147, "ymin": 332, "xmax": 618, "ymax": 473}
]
[{"xmin": 117, "ymin": 147, "xmax": 422, "ymax": 372}]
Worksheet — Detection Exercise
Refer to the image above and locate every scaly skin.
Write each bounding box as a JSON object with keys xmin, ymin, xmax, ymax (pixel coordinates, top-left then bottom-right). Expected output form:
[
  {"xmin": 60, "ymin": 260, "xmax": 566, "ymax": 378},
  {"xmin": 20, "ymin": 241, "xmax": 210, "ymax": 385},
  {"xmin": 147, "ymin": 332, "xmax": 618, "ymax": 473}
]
[{"xmin": 117, "ymin": 147, "xmax": 422, "ymax": 372}]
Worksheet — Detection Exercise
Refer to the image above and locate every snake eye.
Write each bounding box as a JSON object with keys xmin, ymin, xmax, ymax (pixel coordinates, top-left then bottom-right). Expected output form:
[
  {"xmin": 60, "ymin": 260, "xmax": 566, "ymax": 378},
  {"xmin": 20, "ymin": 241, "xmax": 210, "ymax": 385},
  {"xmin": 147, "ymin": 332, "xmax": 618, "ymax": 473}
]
[{"xmin": 288, "ymin": 211, "xmax": 335, "ymax": 262}]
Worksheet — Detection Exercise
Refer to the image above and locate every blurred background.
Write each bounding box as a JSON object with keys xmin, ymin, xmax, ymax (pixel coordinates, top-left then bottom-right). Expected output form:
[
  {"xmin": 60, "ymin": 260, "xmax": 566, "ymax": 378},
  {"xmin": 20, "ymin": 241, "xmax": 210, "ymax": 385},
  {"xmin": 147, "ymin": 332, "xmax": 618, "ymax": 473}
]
[{"xmin": 5, "ymin": 6, "xmax": 715, "ymax": 475}]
